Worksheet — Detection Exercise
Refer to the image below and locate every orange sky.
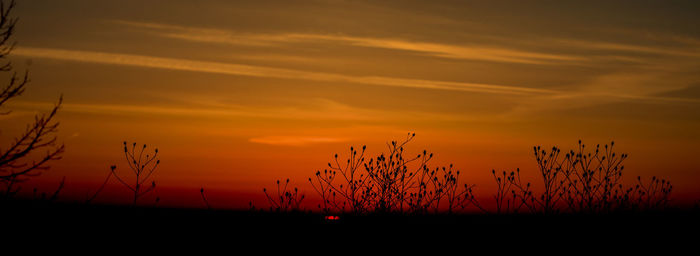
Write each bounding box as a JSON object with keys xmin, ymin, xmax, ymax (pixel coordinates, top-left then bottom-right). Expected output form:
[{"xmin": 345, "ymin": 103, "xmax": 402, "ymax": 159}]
[{"xmin": 2, "ymin": 0, "xmax": 700, "ymax": 209}]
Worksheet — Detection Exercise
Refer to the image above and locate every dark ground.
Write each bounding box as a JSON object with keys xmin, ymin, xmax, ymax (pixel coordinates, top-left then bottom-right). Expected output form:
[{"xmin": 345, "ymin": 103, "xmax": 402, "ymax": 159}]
[{"xmin": 2, "ymin": 199, "xmax": 698, "ymax": 248}]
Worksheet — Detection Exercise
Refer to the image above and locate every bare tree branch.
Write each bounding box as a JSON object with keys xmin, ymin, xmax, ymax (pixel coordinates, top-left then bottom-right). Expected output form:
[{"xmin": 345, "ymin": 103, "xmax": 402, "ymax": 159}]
[{"xmin": 0, "ymin": 0, "xmax": 64, "ymax": 196}]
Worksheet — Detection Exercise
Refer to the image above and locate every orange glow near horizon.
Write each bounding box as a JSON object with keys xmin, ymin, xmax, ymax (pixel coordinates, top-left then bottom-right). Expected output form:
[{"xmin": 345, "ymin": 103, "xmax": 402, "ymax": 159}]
[{"xmin": 2, "ymin": 1, "xmax": 700, "ymax": 210}]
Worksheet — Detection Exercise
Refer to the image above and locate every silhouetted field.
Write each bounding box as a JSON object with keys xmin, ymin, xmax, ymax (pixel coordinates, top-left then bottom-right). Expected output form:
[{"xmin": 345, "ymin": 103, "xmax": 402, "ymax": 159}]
[{"xmin": 4, "ymin": 199, "xmax": 699, "ymax": 240}]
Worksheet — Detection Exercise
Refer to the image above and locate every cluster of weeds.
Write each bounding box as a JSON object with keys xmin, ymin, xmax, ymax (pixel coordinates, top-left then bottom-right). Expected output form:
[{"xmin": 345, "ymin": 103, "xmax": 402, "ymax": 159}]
[
  {"xmin": 487, "ymin": 140, "xmax": 672, "ymax": 214},
  {"xmin": 263, "ymin": 178, "xmax": 305, "ymax": 212},
  {"xmin": 308, "ymin": 133, "xmax": 478, "ymax": 215},
  {"xmin": 271, "ymin": 136, "xmax": 675, "ymax": 215}
]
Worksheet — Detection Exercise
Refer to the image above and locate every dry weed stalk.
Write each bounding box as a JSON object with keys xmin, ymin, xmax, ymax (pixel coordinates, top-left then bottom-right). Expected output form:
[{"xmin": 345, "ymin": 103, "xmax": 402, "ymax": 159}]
[
  {"xmin": 111, "ymin": 141, "xmax": 160, "ymax": 205},
  {"xmin": 263, "ymin": 178, "xmax": 305, "ymax": 212},
  {"xmin": 309, "ymin": 133, "xmax": 478, "ymax": 214},
  {"xmin": 494, "ymin": 140, "xmax": 672, "ymax": 214}
]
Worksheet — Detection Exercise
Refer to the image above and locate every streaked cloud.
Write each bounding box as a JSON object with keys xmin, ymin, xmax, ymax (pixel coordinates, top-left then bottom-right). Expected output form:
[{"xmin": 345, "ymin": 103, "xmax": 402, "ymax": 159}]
[
  {"xmin": 113, "ymin": 20, "xmax": 700, "ymax": 66},
  {"xmin": 15, "ymin": 46, "xmax": 700, "ymax": 108},
  {"xmin": 249, "ymin": 136, "xmax": 347, "ymax": 146},
  {"xmin": 556, "ymin": 39, "xmax": 700, "ymax": 58},
  {"xmin": 13, "ymin": 46, "xmax": 553, "ymax": 95},
  {"xmin": 113, "ymin": 20, "xmax": 585, "ymax": 65},
  {"xmin": 502, "ymin": 71, "xmax": 700, "ymax": 118},
  {"xmin": 13, "ymin": 45, "xmax": 700, "ymax": 124},
  {"xmin": 8, "ymin": 97, "xmax": 489, "ymax": 122}
]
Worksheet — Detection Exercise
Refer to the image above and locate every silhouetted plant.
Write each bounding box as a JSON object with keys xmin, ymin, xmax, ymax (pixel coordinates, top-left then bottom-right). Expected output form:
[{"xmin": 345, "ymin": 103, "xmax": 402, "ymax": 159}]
[
  {"xmin": 491, "ymin": 170, "xmax": 514, "ymax": 214},
  {"xmin": 24, "ymin": 176, "xmax": 65, "ymax": 204},
  {"xmin": 85, "ymin": 165, "xmax": 115, "ymax": 204},
  {"xmin": 440, "ymin": 165, "xmax": 479, "ymax": 214},
  {"xmin": 278, "ymin": 136, "xmax": 675, "ymax": 215},
  {"xmin": 248, "ymin": 201, "xmax": 256, "ymax": 211},
  {"xmin": 488, "ymin": 140, "xmax": 672, "ymax": 214},
  {"xmin": 365, "ymin": 134, "xmax": 434, "ymax": 213},
  {"xmin": 309, "ymin": 133, "xmax": 478, "ymax": 214},
  {"xmin": 310, "ymin": 144, "xmax": 375, "ymax": 214},
  {"xmin": 633, "ymin": 175, "xmax": 672, "ymax": 210},
  {"xmin": 200, "ymin": 187, "xmax": 211, "ymax": 210},
  {"xmin": 46, "ymin": 176, "xmax": 65, "ymax": 202},
  {"xmin": 0, "ymin": 0, "xmax": 64, "ymax": 198},
  {"xmin": 263, "ymin": 178, "xmax": 305, "ymax": 212},
  {"xmin": 111, "ymin": 141, "xmax": 160, "ymax": 205}
]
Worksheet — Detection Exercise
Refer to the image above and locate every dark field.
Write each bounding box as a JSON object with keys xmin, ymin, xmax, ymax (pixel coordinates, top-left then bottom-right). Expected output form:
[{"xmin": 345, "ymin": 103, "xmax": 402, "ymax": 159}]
[{"xmin": 4, "ymin": 199, "xmax": 699, "ymax": 243}]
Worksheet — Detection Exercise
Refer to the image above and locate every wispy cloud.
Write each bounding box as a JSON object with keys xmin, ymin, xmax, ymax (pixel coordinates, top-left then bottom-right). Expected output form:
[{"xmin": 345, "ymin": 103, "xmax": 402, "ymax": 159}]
[
  {"xmin": 13, "ymin": 45, "xmax": 700, "ymax": 122},
  {"xmin": 114, "ymin": 20, "xmax": 700, "ymax": 69},
  {"xmin": 13, "ymin": 46, "xmax": 552, "ymax": 95},
  {"xmin": 556, "ymin": 39, "xmax": 700, "ymax": 58},
  {"xmin": 501, "ymin": 71, "xmax": 700, "ymax": 118},
  {"xmin": 316, "ymin": 35, "xmax": 584, "ymax": 64},
  {"xmin": 249, "ymin": 136, "xmax": 347, "ymax": 146},
  {"xmin": 112, "ymin": 20, "xmax": 585, "ymax": 65},
  {"xmin": 8, "ymin": 97, "xmax": 489, "ymax": 122}
]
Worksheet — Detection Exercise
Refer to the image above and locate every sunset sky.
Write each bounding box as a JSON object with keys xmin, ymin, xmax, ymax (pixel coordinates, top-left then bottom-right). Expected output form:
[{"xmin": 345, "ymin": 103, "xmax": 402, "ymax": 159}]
[{"xmin": 3, "ymin": 0, "xmax": 700, "ymax": 208}]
